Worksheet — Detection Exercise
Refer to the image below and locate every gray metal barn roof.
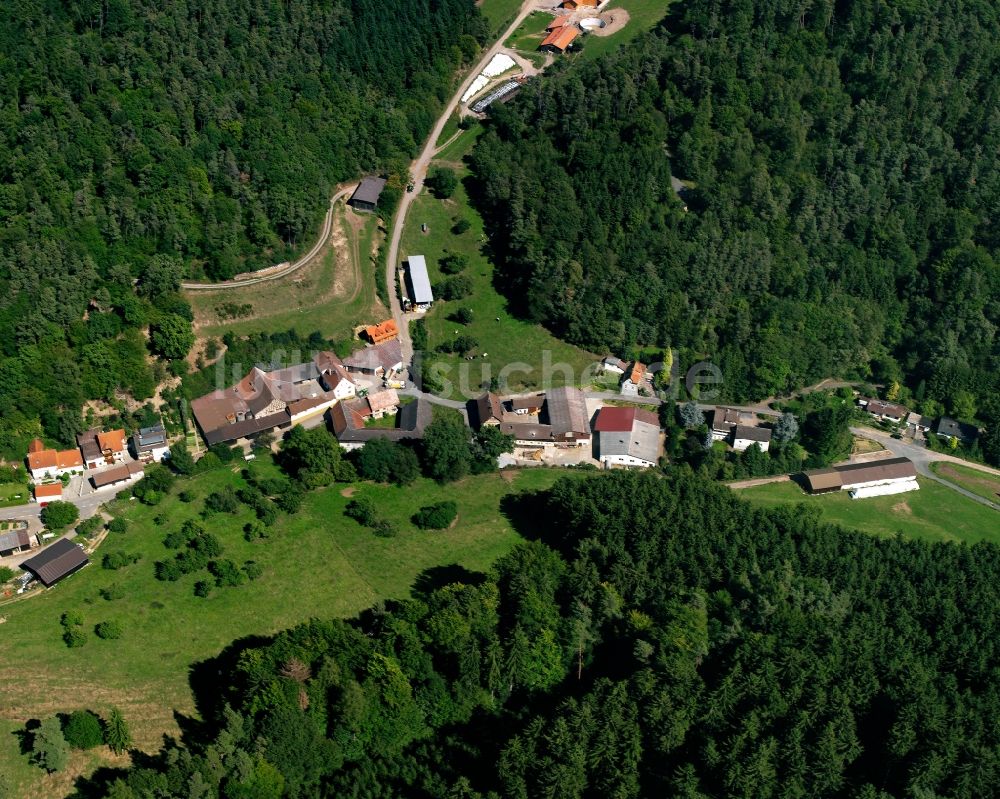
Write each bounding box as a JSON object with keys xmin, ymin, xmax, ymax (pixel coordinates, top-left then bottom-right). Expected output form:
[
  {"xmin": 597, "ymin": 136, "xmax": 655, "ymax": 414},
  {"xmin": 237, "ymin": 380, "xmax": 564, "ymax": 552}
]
[
  {"xmin": 0, "ymin": 529, "xmax": 30, "ymax": 552},
  {"xmin": 407, "ymin": 256, "xmax": 433, "ymax": 305},
  {"xmin": 350, "ymin": 177, "xmax": 387, "ymax": 206}
]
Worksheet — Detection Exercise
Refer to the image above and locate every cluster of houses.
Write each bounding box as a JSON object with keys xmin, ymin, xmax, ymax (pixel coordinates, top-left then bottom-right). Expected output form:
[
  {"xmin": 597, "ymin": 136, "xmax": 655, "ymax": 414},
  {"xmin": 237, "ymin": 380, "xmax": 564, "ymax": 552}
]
[
  {"xmin": 857, "ymin": 396, "xmax": 979, "ymax": 444},
  {"xmin": 25, "ymin": 423, "xmax": 169, "ymax": 506},
  {"xmin": 190, "ymin": 339, "xmax": 422, "ymax": 452}
]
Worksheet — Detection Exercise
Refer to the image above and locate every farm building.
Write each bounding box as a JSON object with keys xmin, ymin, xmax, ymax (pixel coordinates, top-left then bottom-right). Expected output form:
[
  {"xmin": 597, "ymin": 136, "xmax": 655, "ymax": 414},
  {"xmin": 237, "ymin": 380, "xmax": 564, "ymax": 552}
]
[
  {"xmin": 0, "ymin": 529, "xmax": 32, "ymax": 557},
  {"xmin": 91, "ymin": 462, "xmax": 146, "ymax": 491},
  {"xmin": 348, "ymin": 177, "xmax": 387, "ymax": 212},
  {"xmin": 364, "ymin": 320, "xmax": 399, "ymax": 345},
  {"xmin": 594, "ymin": 406, "xmax": 661, "ymax": 468},
  {"xmin": 540, "ymin": 24, "xmax": 580, "ymax": 52},
  {"xmin": 329, "ymin": 397, "xmax": 431, "ymax": 452},
  {"xmin": 342, "ymin": 341, "xmax": 404, "ymax": 377},
  {"xmin": 803, "ymin": 457, "xmax": 919, "ymax": 499},
  {"xmin": 21, "ymin": 538, "xmax": 89, "ymax": 587},
  {"xmin": 406, "ymin": 255, "xmax": 434, "ymax": 310},
  {"xmin": 32, "ymin": 483, "xmax": 63, "ymax": 506}
]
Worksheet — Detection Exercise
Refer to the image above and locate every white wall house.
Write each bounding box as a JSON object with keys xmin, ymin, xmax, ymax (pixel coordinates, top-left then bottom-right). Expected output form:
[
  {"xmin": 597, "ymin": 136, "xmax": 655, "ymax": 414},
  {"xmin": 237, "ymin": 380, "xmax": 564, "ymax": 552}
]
[{"xmin": 733, "ymin": 425, "xmax": 772, "ymax": 453}]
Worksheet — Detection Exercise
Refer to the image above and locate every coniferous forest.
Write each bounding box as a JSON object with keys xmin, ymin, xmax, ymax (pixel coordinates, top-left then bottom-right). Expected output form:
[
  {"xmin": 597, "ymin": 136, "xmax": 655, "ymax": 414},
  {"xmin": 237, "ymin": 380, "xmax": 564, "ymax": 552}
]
[
  {"xmin": 94, "ymin": 471, "xmax": 1000, "ymax": 798},
  {"xmin": 0, "ymin": 0, "xmax": 484, "ymax": 454},
  {"xmin": 471, "ymin": 0, "xmax": 1000, "ymax": 418}
]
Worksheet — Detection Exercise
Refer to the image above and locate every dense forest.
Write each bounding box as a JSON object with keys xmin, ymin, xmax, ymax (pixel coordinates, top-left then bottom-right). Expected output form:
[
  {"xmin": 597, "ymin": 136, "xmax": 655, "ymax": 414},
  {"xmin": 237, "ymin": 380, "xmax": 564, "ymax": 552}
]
[
  {"xmin": 471, "ymin": 0, "xmax": 1000, "ymax": 423},
  {"xmin": 0, "ymin": 0, "xmax": 484, "ymax": 455},
  {"xmin": 87, "ymin": 470, "xmax": 1000, "ymax": 798}
]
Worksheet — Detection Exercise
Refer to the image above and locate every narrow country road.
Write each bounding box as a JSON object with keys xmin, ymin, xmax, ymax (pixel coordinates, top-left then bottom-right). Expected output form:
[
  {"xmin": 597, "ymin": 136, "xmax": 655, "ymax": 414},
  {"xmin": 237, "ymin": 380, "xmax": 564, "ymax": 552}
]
[
  {"xmin": 181, "ymin": 186, "xmax": 354, "ymax": 291},
  {"xmin": 851, "ymin": 425, "xmax": 1000, "ymax": 511},
  {"xmin": 385, "ymin": 0, "xmax": 540, "ymax": 374}
]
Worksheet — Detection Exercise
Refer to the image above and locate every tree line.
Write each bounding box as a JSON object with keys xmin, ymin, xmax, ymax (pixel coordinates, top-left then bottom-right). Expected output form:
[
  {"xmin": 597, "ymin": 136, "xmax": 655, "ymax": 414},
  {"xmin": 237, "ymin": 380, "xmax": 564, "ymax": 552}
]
[{"xmin": 88, "ymin": 470, "xmax": 1000, "ymax": 797}]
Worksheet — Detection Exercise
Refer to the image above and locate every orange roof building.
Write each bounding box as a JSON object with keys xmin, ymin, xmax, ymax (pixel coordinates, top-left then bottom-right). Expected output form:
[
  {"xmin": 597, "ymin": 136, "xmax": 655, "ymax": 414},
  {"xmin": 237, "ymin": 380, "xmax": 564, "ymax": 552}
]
[
  {"xmin": 546, "ymin": 16, "xmax": 568, "ymax": 30},
  {"xmin": 97, "ymin": 429, "xmax": 126, "ymax": 453},
  {"xmin": 364, "ymin": 320, "xmax": 399, "ymax": 345},
  {"xmin": 26, "ymin": 445, "xmax": 84, "ymax": 479},
  {"xmin": 33, "ymin": 483, "xmax": 63, "ymax": 502},
  {"xmin": 540, "ymin": 24, "xmax": 580, "ymax": 52}
]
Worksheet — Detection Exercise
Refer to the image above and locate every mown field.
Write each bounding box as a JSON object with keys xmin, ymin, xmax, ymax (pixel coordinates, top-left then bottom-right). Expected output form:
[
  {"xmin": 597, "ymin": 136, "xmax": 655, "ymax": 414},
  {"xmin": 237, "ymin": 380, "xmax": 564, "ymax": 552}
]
[
  {"xmin": 504, "ymin": 10, "xmax": 551, "ymax": 52},
  {"xmin": 736, "ymin": 478, "xmax": 1000, "ymax": 545},
  {"xmin": 0, "ymin": 458, "xmax": 566, "ymax": 798},
  {"xmin": 187, "ymin": 203, "xmax": 385, "ymax": 343},
  {"xmin": 402, "ymin": 129, "xmax": 598, "ymax": 399},
  {"xmin": 930, "ymin": 461, "xmax": 1000, "ymax": 505},
  {"xmin": 579, "ymin": 0, "xmax": 673, "ymax": 61}
]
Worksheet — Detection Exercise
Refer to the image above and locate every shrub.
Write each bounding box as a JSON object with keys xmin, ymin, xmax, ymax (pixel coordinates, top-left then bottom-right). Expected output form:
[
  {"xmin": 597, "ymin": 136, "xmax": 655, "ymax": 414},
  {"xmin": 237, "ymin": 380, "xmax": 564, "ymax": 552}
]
[
  {"xmin": 101, "ymin": 551, "xmax": 140, "ymax": 570},
  {"xmin": 371, "ymin": 519, "xmax": 397, "ymax": 538},
  {"xmin": 0, "ymin": 566, "xmax": 14, "ymax": 583},
  {"xmin": 451, "ymin": 218, "xmax": 471, "ymax": 235},
  {"xmin": 63, "ymin": 628, "xmax": 87, "ymax": 648},
  {"xmin": 438, "ymin": 275, "xmax": 472, "ymax": 301},
  {"xmin": 60, "ymin": 610, "xmax": 83, "ymax": 628},
  {"xmin": 451, "ymin": 307, "xmax": 474, "ymax": 325},
  {"xmin": 205, "ymin": 487, "xmax": 239, "ymax": 514},
  {"xmin": 427, "ymin": 167, "xmax": 458, "ymax": 199},
  {"xmin": 32, "ymin": 717, "xmax": 69, "ymax": 772},
  {"xmin": 154, "ymin": 560, "xmax": 182, "ymax": 582},
  {"xmin": 439, "ymin": 253, "xmax": 469, "ymax": 274},
  {"xmin": 76, "ymin": 517, "xmax": 103, "ymax": 538},
  {"xmin": 107, "ymin": 518, "xmax": 128, "ymax": 534},
  {"xmin": 194, "ymin": 580, "xmax": 212, "ymax": 598},
  {"xmin": 209, "ymin": 559, "xmax": 246, "ymax": 588},
  {"xmin": 62, "ymin": 710, "xmax": 104, "ymax": 749},
  {"xmin": 412, "ymin": 501, "xmax": 458, "ymax": 530},
  {"xmin": 242, "ymin": 560, "xmax": 264, "ymax": 581},
  {"xmin": 100, "ymin": 583, "xmax": 125, "ymax": 601},
  {"xmin": 95, "ymin": 621, "xmax": 123, "ymax": 640},
  {"xmin": 345, "ymin": 497, "xmax": 378, "ymax": 526},
  {"xmin": 244, "ymin": 521, "xmax": 267, "ymax": 541},
  {"xmin": 410, "ymin": 319, "xmax": 428, "ymax": 351},
  {"xmin": 178, "ymin": 489, "xmax": 197, "ymax": 503}
]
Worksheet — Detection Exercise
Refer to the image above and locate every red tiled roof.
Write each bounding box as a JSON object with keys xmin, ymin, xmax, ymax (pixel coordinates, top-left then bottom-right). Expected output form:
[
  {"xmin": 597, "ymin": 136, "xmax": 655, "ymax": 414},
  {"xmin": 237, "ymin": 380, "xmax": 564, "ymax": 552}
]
[
  {"xmin": 27, "ymin": 448, "xmax": 83, "ymax": 471},
  {"xmin": 594, "ymin": 406, "xmax": 659, "ymax": 432},
  {"xmin": 34, "ymin": 483, "xmax": 63, "ymax": 499},
  {"xmin": 540, "ymin": 25, "xmax": 580, "ymax": 51},
  {"xmin": 97, "ymin": 429, "xmax": 126, "ymax": 453}
]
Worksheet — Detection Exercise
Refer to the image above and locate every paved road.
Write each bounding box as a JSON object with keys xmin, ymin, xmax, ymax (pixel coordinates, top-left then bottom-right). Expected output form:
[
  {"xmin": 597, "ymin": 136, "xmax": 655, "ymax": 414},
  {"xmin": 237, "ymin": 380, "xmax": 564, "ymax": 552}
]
[
  {"xmin": 851, "ymin": 426, "xmax": 1000, "ymax": 511},
  {"xmin": 384, "ymin": 0, "xmax": 539, "ymax": 371},
  {"xmin": 181, "ymin": 186, "xmax": 353, "ymax": 291}
]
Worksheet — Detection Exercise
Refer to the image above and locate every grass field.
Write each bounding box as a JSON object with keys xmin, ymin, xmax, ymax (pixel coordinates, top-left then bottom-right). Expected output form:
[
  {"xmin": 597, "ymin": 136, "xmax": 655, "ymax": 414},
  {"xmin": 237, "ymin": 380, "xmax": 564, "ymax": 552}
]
[
  {"xmin": 0, "ymin": 482, "xmax": 29, "ymax": 508},
  {"xmin": 187, "ymin": 203, "xmax": 385, "ymax": 343},
  {"xmin": 930, "ymin": 462, "xmax": 1000, "ymax": 505},
  {"xmin": 580, "ymin": 0, "xmax": 673, "ymax": 61},
  {"xmin": 504, "ymin": 11, "xmax": 551, "ymax": 52},
  {"xmin": 403, "ymin": 134, "xmax": 598, "ymax": 400},
  {"xmin": 480, "ymin": 0, "xmax": 526, "ymax": 36},
  {"xmin": 0, "ymin": 459, "xmax": 567, "ymax": 798},
  {"xmin": 736, "ymin": 478, "xmax": 1000, "ymax": 545}
]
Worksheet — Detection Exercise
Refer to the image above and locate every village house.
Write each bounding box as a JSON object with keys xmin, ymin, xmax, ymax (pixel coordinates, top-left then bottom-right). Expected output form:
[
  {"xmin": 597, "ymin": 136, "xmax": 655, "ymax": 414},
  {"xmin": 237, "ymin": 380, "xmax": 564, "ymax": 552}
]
[
  {"xmin": 364, "ymin": 320, "xmax": 399, "ymax": 345},
  {"xmin": 803, "ymin": 457, "xmax": 918, "ymax": 499},
  {"xmin": 935, "ymin": 416, "xmax": 979, "ymax": 444},
  {"xmin": 473, "ymin": 392, "xmax": 504, "ymax": 428},
  {"xmin": 620, "ymin": 362, "xmax": 650, "ymax": 397},
  {"xmin": 77, "ymin": 428, "xmax": 127, "ymax": 469},
  {"xmin": 708, "ymin": 407, "xmax": 746, "ymax": 441},
  {"xmin": 601, "ymin": 356, "xmax": 627, "ymax": 376},
  {"xmin": 329, "ymin": 397, "xmax": 431, "ymax": 451},
  {"xmin": 511, "ymin": 395, "xmax": 543, "ymax": 416},
  {"xmin": 26, "ymin": 439, "xmax": 84, "ymax": 482},
  {"xmin": 858, "ymin": 397, "xmax": 908, "ymax": 424},
  {"xmin": 318, "ymin": 357, "xmax": 358, "ymax": 401},
  {"xmin": 347, "ymin": 176, "xmax": 387, "ymax": 213},
  {"xmin": 91, "ymin": 461, "xmax": 146, "ymax": 491},
  {"xmin": 21, "ymin": 538, "xmax": 89, "ymax": 587},
  {"xmin": 593, "ymin": 406, "xmax": 661, "ymax": 469},
  {"xmin": 32, "ymin": 483, "xmax": 63, "ymax": 506},
  {"xmin": 342, "ymin": 341, "xmax": 405, "ymax": 378},
  {"xmin": 366, "ymin": 389, "xmax": 400, "ymax": 419},
  {"xmin": 131, "ymin": 424, "xmax": 170, "ymax": 464},
  {"xmin": 406, "ymin": 255, "xmax": 434, "ymax": 311},
  {"xmin": 733, "ymin": 425, "xmax": 772, "ymax": 453},
  {"xmin": 0, "ymin": 529, "xmax": 32, "ymax": 558}
]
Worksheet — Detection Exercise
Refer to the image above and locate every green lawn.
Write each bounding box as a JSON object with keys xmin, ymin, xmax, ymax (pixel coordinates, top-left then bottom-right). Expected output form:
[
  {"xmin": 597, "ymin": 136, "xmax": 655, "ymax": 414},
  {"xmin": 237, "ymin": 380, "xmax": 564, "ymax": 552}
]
[
  {"xmin": 736, "ymin": 478, "xmax": 1000, "ymax": 545},
  {"xmin": 505, "ymin": 11, "xmax": 552, "ymax": 52},
  {"xmin": 580, "ymin": 0, "xmax": 673, "ymax": 61},
  {"xmin": 0, "ymin": 458, "xmax": 566, "ymax": 796},
  {"xmin": 479, "ymin": 0, "xmax": 525, "ymax": 36},
  {"xmin": 930, "ymin": 462, "xmax": 1000, "ymax": 505},
  {"xmin": 403, "ymin": 136, "xmax": 598, "ymax": 400},
  {"xmin": 188, "ymin": 204, "xmax": 385, "ymax": 343},
  {"xmin": 0, "ymin": 482, "xmax": 29, "ymax": 508}
]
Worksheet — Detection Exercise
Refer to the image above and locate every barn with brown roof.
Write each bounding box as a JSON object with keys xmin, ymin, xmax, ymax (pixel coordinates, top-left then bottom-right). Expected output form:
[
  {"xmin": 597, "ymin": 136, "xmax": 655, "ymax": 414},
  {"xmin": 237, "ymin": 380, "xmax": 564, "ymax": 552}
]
[{"xmin": 21, "ymin": 539, "xmax": 89, "ymax": 587}]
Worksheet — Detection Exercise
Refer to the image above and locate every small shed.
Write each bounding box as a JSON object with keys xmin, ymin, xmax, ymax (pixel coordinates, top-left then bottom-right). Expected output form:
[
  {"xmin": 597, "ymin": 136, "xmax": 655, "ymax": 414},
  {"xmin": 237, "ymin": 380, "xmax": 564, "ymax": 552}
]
[
  {"xmin": 348, "ymin": 177, "xmax": 387, "ymax": 213},
  {"xmin": 406, "ymin": 256, "xmax": 434, "ymax": 309},
  {"xmin": 0, "ymin": 529, "xmax": 31, "ymax": 557}
]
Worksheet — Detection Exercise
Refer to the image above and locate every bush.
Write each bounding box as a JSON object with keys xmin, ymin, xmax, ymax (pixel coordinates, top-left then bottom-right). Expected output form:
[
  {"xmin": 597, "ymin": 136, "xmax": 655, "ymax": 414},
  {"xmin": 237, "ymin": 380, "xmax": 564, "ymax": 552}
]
[
  {"xmin": 76, "ymin": 516, "xmax": 103, "ymax": 538},
  {"xmin": 412, "ymin": 501, "xmax": 458, "ymax": 530},
  {"xmin": 244, "ymin": 521, "xmax": 268, "ymax": 541},
  {"xmin": 345, "ymin": 497, "xmax": 378, "ymax": 526},
  {"xmin": 451, "ymin": 218, "xmax": 471, "ymax": 235},
  {"xmin": 32, "ymin": 717, "xmax": 70, "ymax": 772},
  {"xmin": 178, "ymin": 489, "xmax": 197, "ymax": 502},
  {"xmin": 242, "ymin": 560, "xmax": 264, "ymax": 581},
  {"xmin": 101, "ymin": 551, "xmax": 140, "ymax": 570},
  {"xmin": 450, "ymin": 307, "xmax": 474, "ymax": 325},
  {"xmin": 154, "ymin": 560, "xmax": 182, "ymax": 582},
  {"xmin": 61, "ymin": 610, "xmax": 83, "ymax": 628},
  {"xmin": 100, "ymin": 583, "xmax": 125, "ymax": 601},
  {"xmin": 411, "ymin": 319, "xmax": 428, "ymax": 351},
  {"xmin": 427, "ymin": 167, "xmax": 458, "ymax": 199},
  {"xmin": 41, "ymin": 501, "xmax": 79, "ymax": 530},
  {"xmin": 439, "ymin": 253, "xmax": 469, "ymax": 274},
  {"xmin": 371, "ymin": 519, "xmax": 397, "ymax": 538},
  {"xmin": 0, "ymin": 566, "xmax": 15, "ymax": 583},
  {"xmin": 209, "ymin": 559, "xmax": 246, "ymax": 587},
  {"xmin": 63, "ymin": 628, "xmax": 87, "ymax": 648},
  {"xmin": 107, "ymin": 517, "xmax": 128, "ymax": 534},
  {"xmin": 95, "ymin": 620, "xmax": 123, "ymax": 640},
  {"xmin": 438, "ymin": 275, "xmax": 473, "ymax": 301},
  {"xmin": 205, "ymin": 487, "xmax": 240, "ymax": 514},
  {"xmin": 194, "ymin": 580, "xmax": 212, "ymax": 597},
  {"xmin": 62, "ymin": 710, "xmax": 104, "ymax": 749}
]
